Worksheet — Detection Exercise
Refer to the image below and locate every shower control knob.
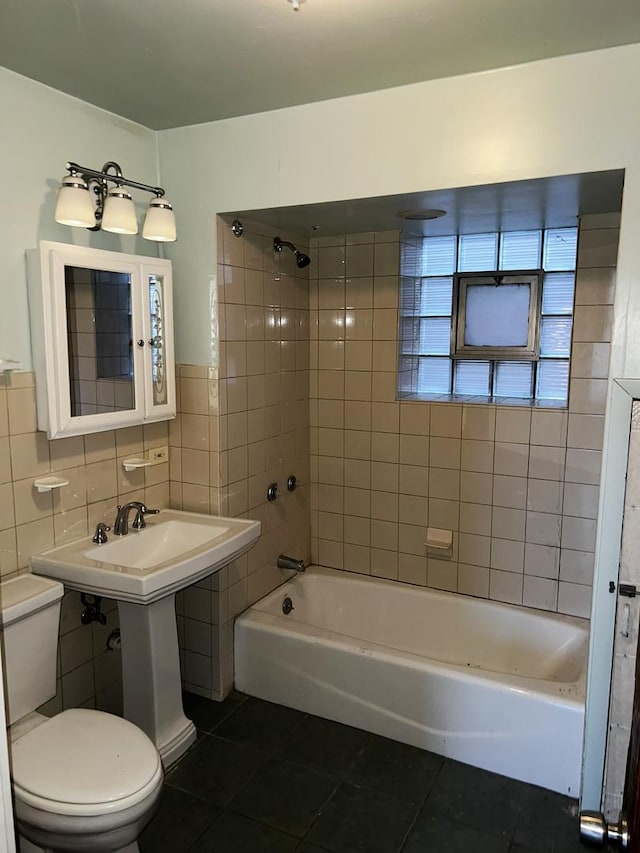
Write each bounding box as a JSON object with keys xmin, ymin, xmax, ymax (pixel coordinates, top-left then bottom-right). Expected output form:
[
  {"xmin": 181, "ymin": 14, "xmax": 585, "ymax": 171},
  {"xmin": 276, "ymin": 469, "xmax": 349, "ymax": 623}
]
[
  {"xmin": 287, "ymin": 475, "xmax": 297, "ymax": 492},
  {"xmin": 267, "ymin": 483, "xmax": 278, "ymax": 502}
]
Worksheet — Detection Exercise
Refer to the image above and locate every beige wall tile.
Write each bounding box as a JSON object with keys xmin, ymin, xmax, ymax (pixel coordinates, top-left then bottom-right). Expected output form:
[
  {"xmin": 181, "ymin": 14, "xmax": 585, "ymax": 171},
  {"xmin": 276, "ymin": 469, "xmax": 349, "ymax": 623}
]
[
  {"xmin": 458, "ymin": 564, "xmax": 490, "ymax": 598},
  {"xmin": 557, "ymin": 582, "xmax": 592, "ymax": 618},
  {"xmin": 571, "ymin": 343, "xmax": 610, "ymax": 380},
  {"xmin": 398, "ymin": 553, "xmax": 427, "ymax": 586},
  {"xmin": 428, "ymin": 468, "xmax": 459, "ymax": 501},
  {"xmin": 565, "ymin": 448, "xmax": 602, "ymax": 485},
  {"xmin": 492, "ymin": 507, "xmax": 526, "ymax": 541},
  {"xmin": 527, "ymin": 479, "xmax": 563, "ymax": 514},
  {"xmin": 461, "ymin": 439, "xmax": 494, "ymax": 474},
  {"xmin": 523, "ymin": 576, "xmax": 558, "ymax": 611},
  {"xmin": 495, "ymin": 408, "xmax": 531, "ymax": 444},
  {"xmin": 493, "ymin": 442, "xmax": 528, "ymax": 477},
  {"xmin": 7, "ymin": 386, "xmax": 37, "ymax": 434},
  {"xmin": 560, "ymin": 549, "xmax": 595, "ymax": 585},
  {"xmin": 490, "ymin": 538, "xmax": 524, "ymax": 573},
  {"xmin": 489, "ymin": 569, "xmax": 523, "ymax": 605},
  {"xmin": 459, "ymin": 502, "xmax": 491, "ymax": 536},
  {"xmin": 462, "ymin": 406, "xmax": 495, "ymax": 441},
  {"xmin": 16, "ymin": 516, "xmax": 54, "ymax": 568},
  {"xmin": 530, "ymin": 410, "xmax": 568, "ymax": 447},
  {"xmin": 528, "ymin": 446, "xmax": 565, "ymax": 481},
  {"xmin": 526, "ymin": 510, "xmax": 562, "ymax": 547},
  {"xmin": 569, "ymin": 378, "xmax": 608, "ymax": 415},
  {"xmin": 563, "ymin": 483, "xmax": 599, "ymax": 519},
  {"xmin": 430, "ymin": 404, "xmax": 462, "ymax": 437},
  {"xmin": 458, "ymin": 533, "xmax": 490, "ymax": 567},
  {"xmin": 562, "ymin": 516, "xmax": 597, "ymax": 552},
  {"xmin": 524, "ymin": 543, "xmax": 560, "ymax": 579},
  {"xmin": 572, "ymin": 305, "xmax": 613, "ymax": 343},
  {"xmin": 460, "ymin": 472, "xmax": 492, "ymax": 505},
  {"xmin": 493, "ymin": 475, "xmax": 527, "ymax": 510},
  {"xmin": 10, "ymin": 431, "xmax": 50, "ymax": 480},
  {"xmin": 400, "ymin": 403, "xmax": 429, "ymax": 435},
  {"xmin": 575, "ymin": 267, "xmax": 616, "ymax": 306},
  {"xmin": 12, "ymin": 478, "xmax": 53, "ymax": 525}
]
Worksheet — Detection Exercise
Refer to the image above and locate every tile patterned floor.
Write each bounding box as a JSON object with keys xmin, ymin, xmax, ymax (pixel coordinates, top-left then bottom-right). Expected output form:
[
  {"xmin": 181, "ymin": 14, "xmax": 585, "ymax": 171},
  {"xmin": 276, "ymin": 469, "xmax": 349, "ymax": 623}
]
[{"xmin": 139, "ymin": 691, "xmax": 588, "ymax": 853}]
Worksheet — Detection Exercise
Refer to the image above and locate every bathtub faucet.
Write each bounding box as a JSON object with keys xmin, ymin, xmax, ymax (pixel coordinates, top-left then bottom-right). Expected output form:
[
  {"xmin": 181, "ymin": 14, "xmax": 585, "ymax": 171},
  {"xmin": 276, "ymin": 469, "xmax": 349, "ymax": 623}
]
[{"xmin": 277, "ymin": 554, "xmax": 306, "ymax": 573}]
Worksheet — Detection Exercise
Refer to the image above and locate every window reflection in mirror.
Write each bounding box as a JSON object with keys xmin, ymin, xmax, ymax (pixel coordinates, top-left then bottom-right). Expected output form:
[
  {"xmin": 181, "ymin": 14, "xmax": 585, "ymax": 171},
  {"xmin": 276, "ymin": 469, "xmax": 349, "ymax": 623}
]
[{"xmin": 64, "ymin": 266, "xmax": 135, "ymax": 417}]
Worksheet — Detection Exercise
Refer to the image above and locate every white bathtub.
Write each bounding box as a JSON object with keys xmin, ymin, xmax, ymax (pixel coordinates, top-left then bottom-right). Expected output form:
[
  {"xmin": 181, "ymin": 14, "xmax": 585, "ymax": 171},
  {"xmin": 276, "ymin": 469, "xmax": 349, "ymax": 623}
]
[{"xmin": 234, "ymin": 566, "xmax": 588, "ymax": 796}]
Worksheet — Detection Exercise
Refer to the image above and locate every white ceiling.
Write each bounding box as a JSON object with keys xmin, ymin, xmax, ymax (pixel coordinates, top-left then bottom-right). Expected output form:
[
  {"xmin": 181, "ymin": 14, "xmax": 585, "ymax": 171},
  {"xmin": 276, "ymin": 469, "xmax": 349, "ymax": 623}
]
[
  {"xmin": 1, "ymin": 0, "xmax": 640, "ymax": 129},
  {"xmin": 231, "ymin": 171, "xmax": 625, "ymax": 239}
]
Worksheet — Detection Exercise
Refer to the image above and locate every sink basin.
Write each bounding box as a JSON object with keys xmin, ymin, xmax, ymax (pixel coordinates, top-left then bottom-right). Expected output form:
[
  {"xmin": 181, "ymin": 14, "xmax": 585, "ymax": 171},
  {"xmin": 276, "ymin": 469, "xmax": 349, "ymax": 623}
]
[
  {"xmin": 83, "ymin": 519, "xmax": 230, "ymax": 570},
  {"xmin": 32, "ymin": 509, "xmax": 261, "ymax": 604}
]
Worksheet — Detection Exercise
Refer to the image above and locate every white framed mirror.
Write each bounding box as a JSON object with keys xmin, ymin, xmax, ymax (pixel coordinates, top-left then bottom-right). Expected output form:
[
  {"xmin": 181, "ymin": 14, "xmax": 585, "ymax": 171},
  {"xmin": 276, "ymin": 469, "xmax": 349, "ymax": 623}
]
[{"xmin": 27, "ymin": 241, "xmax": 175, "ymax": 439}]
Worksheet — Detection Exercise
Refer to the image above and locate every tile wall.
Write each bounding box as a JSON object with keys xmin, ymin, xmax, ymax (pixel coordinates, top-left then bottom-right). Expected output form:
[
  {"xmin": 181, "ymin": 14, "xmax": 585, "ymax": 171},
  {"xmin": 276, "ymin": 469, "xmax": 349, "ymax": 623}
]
[
  {"xmin": 170, "ymin": 217, "xmax": 311, "ymax": 700},
  {"xmin": 308, "ymin": 215, "xmax": 619, "ymax": 618},
  {"xmin": 0, "ymin": 370, "xmax": 169, "ymax": 715},
  {"xmin": 603, "ymin": 400, "xmax": 640, "ymax": 819}
]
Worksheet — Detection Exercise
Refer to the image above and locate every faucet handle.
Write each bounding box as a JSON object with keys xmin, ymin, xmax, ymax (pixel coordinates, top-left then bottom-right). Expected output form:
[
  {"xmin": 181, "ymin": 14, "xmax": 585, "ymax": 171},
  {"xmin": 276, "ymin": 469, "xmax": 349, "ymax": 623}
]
[
  {"xmin": 131, "ymin": 504, "xmax": 160, "ymax": 530},
  {"xmin": 92, "ymin": 523, "xmax": 111, "ymax": 544}
]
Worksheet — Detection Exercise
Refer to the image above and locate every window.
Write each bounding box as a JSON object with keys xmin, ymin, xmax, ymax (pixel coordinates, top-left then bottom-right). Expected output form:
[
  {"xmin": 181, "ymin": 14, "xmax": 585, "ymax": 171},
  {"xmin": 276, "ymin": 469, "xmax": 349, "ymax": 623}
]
[{"xmin": 398, "ymin": 227, "xmax": 578, "ymax": 405}]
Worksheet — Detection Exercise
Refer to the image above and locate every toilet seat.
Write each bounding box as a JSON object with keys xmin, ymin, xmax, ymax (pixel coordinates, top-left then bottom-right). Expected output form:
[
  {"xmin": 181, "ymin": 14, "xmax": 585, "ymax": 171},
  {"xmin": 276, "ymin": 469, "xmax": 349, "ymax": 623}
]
[{"xmin": 12, "ymin": 708, "xmax": 162, "ymax": 817}]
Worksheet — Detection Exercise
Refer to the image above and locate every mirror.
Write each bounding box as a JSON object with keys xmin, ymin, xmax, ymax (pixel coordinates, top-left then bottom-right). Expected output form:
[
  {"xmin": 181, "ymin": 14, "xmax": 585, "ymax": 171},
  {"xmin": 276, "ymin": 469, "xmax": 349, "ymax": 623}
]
[{"xmin": 65, "ymin": 266, "xmax": 135, "ymax": 416}]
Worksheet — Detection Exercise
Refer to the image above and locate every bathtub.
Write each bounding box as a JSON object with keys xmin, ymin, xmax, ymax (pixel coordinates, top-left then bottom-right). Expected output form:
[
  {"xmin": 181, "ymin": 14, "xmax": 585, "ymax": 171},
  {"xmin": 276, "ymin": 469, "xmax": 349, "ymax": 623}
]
[{"xmin": 234, "ymin": 566, "xmax": 588, "ymax": 796}]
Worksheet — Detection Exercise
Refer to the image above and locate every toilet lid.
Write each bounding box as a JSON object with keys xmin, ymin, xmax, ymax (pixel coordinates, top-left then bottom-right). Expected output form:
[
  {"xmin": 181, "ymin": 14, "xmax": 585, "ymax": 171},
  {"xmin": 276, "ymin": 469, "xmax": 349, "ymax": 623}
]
[{"xmin": 11, "ymin": 709, "xmax": 161, "ymax": 807}]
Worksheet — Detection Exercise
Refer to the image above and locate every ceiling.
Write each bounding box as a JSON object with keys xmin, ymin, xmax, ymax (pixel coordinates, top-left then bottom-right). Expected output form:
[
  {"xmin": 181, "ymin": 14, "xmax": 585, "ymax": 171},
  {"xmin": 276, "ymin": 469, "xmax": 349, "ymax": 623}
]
[
  {"xmin": 230, "ymin": 171, "xmax": 625, "ymax": 239},
  {"xmin": 1, "ymin": 1, "xmax": 640, "ymax": 130}
]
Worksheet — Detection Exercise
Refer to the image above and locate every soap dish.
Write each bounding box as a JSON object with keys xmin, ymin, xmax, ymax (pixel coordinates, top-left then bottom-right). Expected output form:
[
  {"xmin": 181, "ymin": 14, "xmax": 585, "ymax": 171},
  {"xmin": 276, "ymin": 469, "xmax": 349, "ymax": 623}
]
[
  {"xmin": 122, "ymin": 457, "xmax": 153, "ymax": 472},
  {"xmin": 34, "ymin": 476, "xmax": 70, "ymax": 493}
]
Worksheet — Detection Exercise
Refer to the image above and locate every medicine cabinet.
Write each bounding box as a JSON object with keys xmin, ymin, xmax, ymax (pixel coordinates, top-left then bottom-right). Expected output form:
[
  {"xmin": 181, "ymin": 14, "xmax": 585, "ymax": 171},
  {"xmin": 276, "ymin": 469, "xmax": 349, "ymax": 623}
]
[{"xmin": 28, "ymin": 241, "xmax": 175, "ymax": 439}]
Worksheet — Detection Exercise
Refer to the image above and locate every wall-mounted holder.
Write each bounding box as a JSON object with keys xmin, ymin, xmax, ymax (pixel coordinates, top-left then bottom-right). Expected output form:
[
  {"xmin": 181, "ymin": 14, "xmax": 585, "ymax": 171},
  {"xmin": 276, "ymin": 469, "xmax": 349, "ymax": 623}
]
[
  {"xmin": 33, "ymin": 475, "xmax": 70, "ymax": 493},
  {"xmin": 122, "ymin": 445, "xmax": 168, "ymax": 472},
  {"xmin": 0, "ymin": 358, "xmax": 24, "ymax": 373},
  {"xmin": 267, "ymin": 483, "xmax": 278, "ymax": 502},
  {"xmin": 424, "ymin": 527, "xmax": 453, "ymax": 559}
]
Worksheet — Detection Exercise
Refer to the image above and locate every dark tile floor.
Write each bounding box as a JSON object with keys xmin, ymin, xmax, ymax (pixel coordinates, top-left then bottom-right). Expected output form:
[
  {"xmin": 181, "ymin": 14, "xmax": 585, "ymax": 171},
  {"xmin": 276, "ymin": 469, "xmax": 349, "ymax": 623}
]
[{"xmin": 139, "ymin": 691, "xmax": 588, "ymax": 853}]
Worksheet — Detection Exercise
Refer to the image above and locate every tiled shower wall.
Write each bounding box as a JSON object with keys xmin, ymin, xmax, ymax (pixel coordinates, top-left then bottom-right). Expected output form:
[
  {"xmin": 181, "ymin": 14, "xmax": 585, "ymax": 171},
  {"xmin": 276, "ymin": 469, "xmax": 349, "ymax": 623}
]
[
  {"xmin": 308, "ymin": 215, "xmax": 619, "ymax": 618},
  {"xmin": 170, "ymin": 217, "xmax": 311, "ymax": 700},
  {"xmin": 0, "ymin": 371, "xmax": 169, "ymax": 716}
]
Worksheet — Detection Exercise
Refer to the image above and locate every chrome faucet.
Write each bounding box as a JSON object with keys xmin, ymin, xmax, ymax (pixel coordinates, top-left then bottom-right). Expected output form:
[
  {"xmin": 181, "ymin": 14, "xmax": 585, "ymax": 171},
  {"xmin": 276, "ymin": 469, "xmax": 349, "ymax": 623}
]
[
  {"xmin": 277, "ymin": 554, "xmax": 306, "ymax": 573},
  {"xmin": 114, "ymin": 501, "xmax": 160, "ymax": 536}
]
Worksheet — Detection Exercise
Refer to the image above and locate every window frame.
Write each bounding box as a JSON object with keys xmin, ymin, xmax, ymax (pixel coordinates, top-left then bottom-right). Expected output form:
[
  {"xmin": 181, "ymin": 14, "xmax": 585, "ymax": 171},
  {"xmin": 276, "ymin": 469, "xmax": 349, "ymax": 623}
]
[{"xmin": 453, "ymin": 270, "xmax": 542, "ymax": 361}]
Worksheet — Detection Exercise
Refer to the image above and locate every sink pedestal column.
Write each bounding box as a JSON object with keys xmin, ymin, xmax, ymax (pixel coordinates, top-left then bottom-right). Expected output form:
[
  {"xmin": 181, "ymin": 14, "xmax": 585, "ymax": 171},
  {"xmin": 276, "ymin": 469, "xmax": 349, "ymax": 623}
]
[{"xmin": 118, "ymin": 595, "xmax": 196, "ymax": 769}]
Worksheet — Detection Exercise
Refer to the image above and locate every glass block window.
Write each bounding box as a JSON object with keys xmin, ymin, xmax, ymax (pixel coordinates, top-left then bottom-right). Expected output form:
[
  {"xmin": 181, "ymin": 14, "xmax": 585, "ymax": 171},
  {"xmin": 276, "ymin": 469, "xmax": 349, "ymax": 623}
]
[{"xmin": 399, "ymin": 227, "xmax": 578, "ymax": 404}]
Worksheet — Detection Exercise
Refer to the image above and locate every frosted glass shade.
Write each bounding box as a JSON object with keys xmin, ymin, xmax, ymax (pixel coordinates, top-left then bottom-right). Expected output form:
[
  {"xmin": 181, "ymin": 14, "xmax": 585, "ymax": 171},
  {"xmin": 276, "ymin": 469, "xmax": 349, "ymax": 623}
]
[
  {"xmin": 143, "ymin": 197, "xmax": 177, "ymax": 242},
  {"xmin": 54, "ymin": 174, "xmax": 95, "ymax": 228},
  {"xmin": 102, "ymin": 188, "xmax": 138, "ymax": 235}
]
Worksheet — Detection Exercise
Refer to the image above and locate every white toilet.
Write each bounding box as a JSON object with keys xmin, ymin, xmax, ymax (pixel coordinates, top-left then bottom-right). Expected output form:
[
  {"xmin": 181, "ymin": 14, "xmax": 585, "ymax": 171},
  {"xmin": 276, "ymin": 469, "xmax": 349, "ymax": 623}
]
[{"xmin": 0, "ymin": 574, "xmax": 164, "ymax": 853}]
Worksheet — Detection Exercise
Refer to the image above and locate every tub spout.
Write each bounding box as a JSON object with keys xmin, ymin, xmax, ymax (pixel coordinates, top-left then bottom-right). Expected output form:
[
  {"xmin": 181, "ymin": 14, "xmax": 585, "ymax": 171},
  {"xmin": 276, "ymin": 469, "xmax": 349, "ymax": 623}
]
[{"xmin": 277, "ymin": 554, "xmax": 306, "ymax": 573}]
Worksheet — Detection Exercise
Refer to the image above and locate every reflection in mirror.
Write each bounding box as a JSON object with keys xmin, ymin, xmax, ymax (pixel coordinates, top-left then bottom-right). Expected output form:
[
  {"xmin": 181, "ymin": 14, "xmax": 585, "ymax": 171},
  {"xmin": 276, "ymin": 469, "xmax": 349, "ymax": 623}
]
[{"xmin": 64, "ymin": 266, "xmax": 135, "ymax": 416}]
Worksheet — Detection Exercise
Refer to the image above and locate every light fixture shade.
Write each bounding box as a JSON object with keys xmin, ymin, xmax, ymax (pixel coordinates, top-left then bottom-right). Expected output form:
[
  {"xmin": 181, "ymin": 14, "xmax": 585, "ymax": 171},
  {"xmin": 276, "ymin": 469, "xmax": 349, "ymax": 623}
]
[
  {"xmin": 143, "ymin": 197, "xmax": 177, "ymax": 242},
  {"xmin": 102, "ymin": 186, "xmax": 138, "ymax": 235},
  {"xmin": 54, "ymin": 174, "xmax": 95, "ymax": 227}
]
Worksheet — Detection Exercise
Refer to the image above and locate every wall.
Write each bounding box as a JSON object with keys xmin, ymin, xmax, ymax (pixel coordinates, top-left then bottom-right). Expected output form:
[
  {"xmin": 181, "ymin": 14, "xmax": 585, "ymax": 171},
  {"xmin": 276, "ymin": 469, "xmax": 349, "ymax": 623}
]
[
  {"xmin": 170, "ymin": 216, "xmax": 310, "ymax": 700},
  {"xmin": 0, "ymin": 67, "xmax": 161, "ymax": 371},
  {"xmin": 0, "ymin": 370, "xmax": 169, "ymax": 715},
  {"xmin": 307, "ymin": 218, "xmax": 617, "ymax": 616}
]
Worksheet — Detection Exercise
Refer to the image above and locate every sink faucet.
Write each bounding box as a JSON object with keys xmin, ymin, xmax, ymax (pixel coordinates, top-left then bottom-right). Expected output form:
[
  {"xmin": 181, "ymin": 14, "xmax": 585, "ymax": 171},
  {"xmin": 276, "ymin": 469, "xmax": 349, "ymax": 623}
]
[{"xmin": 114, "ymin": 501, "xmax": 160, "ymax": 536}]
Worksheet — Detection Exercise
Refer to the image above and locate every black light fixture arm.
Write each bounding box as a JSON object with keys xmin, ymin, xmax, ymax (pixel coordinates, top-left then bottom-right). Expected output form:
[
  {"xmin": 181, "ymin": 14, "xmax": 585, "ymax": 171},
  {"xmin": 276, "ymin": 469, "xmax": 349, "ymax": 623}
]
[{"xmin": 67, "ymin": 161, "xmax": 166, "ymax": 198}]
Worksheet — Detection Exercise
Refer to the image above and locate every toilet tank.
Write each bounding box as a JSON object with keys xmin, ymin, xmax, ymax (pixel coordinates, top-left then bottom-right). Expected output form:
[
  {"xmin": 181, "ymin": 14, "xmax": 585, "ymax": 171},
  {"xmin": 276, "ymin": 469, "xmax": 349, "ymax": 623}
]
[{"xmin": 0, "ymin": 575, "xmax": 64, "ymax": 725}]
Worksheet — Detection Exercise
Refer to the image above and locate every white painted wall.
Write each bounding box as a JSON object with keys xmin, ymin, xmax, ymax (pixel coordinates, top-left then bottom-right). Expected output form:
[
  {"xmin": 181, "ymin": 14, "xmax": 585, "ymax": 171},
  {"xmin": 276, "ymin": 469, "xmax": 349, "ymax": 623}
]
[{"xmin": 0, "ymin": 67, "xmax": 160, "ymax": 370}]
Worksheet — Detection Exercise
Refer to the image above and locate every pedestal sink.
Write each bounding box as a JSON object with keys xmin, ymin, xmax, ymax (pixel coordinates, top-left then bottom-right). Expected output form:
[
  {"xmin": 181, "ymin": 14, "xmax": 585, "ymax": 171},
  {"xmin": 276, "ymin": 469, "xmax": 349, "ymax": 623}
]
[{"xmin": 31, "ymin": 509, "xmax": 261, "ymax": 768}]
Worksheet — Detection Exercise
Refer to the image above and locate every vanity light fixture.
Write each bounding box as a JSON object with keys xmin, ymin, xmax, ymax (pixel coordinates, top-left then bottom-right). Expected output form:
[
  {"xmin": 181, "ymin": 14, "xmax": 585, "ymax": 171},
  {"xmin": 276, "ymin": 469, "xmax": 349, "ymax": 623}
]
[
  {"xmin": 287, "ymin": 0, "xmax": 305, "ymax": 9},
  {"xmin": 54, "ymin": 161, "xmax": 177, "ymax": 242}
]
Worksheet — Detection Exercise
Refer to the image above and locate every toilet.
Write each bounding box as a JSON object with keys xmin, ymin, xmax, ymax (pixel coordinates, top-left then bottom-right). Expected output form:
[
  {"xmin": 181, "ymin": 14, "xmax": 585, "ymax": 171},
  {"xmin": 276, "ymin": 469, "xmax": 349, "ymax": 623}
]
[{"xmin": 0, "ymin": 574, "xmax": 163, "ymax": 853}]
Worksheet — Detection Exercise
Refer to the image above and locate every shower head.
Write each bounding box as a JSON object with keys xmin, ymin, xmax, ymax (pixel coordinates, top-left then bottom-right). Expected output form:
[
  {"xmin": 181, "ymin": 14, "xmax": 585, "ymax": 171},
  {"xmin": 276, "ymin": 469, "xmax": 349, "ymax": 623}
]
[{"xmin": 273, "ymin": 236, "xmax": 311, "ymax": 269}]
